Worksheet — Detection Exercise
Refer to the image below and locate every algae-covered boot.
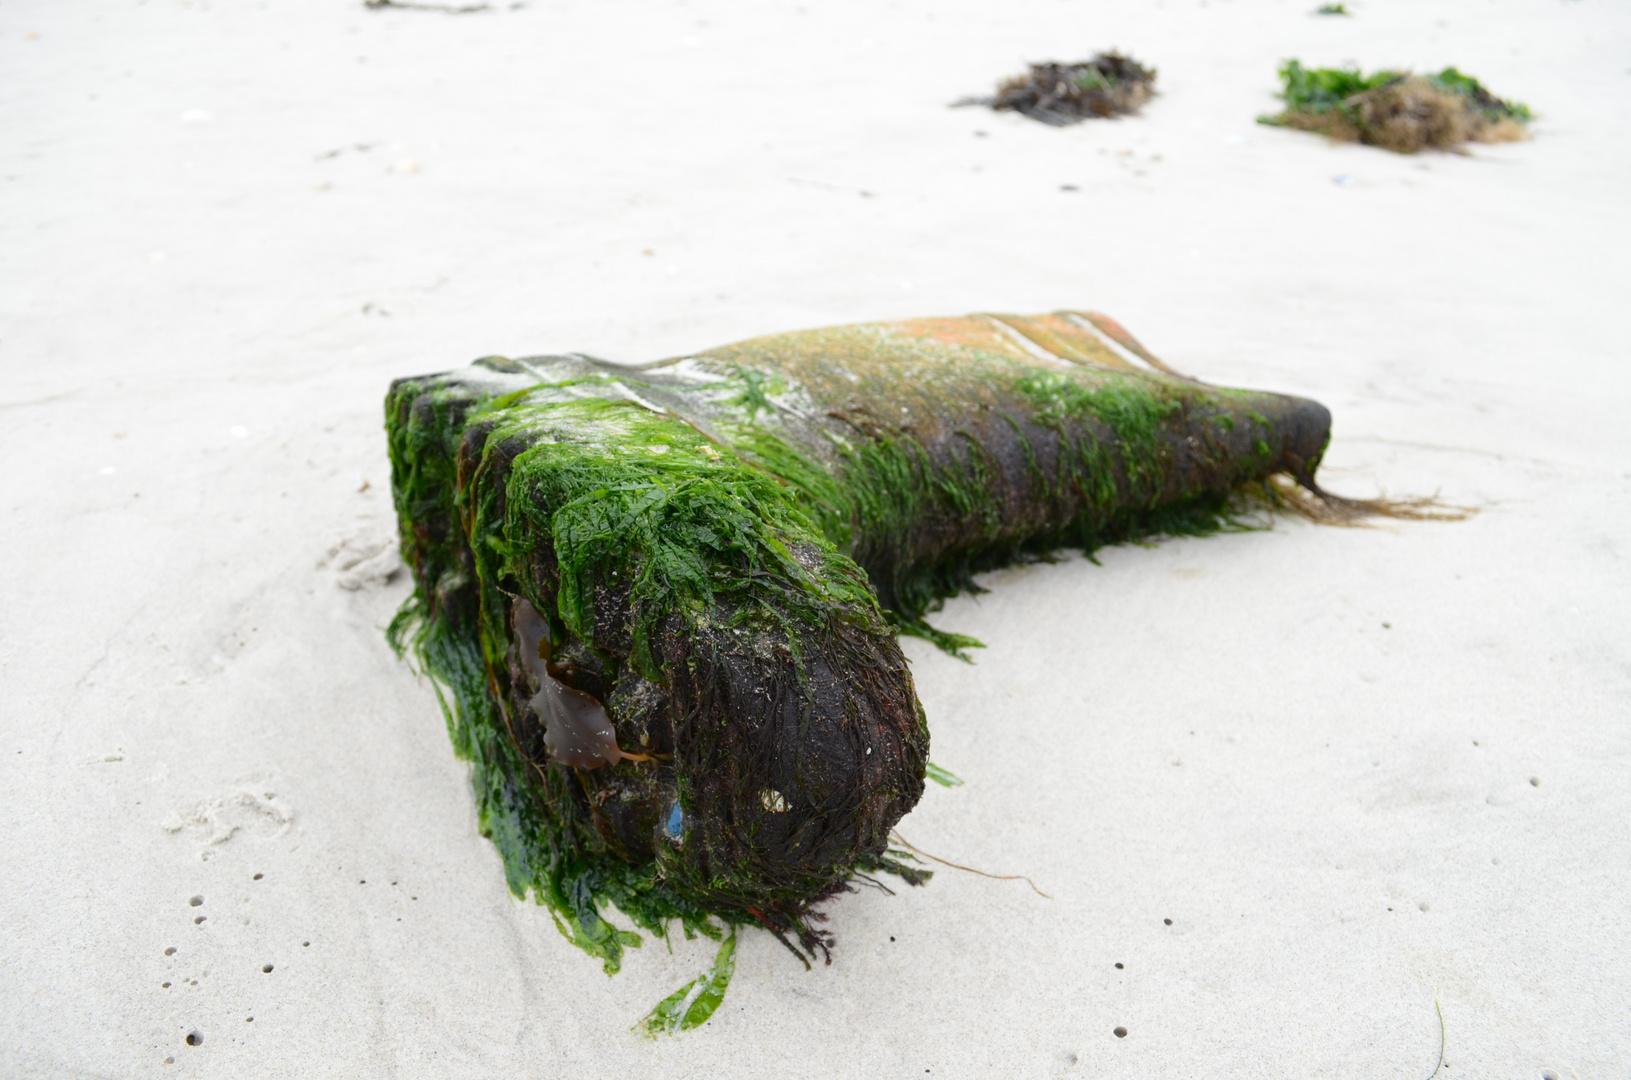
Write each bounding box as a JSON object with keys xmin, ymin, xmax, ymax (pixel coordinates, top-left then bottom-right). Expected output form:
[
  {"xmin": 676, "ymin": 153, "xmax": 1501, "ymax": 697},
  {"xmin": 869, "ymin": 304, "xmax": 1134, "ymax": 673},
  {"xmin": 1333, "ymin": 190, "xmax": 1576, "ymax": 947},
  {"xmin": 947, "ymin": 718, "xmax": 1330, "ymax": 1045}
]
[{"xmin": 385, "ymin": 309, "xmax": 1349, "ymax": 966}]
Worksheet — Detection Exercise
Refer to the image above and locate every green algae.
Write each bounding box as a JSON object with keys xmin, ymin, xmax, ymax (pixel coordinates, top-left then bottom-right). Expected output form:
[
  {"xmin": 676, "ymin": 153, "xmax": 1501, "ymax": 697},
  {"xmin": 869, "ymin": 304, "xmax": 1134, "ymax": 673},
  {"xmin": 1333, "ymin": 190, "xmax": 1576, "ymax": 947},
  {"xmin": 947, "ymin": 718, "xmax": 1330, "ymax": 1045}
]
[
  {"xmin": 388, "ymin": 368, "xmax": 927, "ymax": 975},
  {"xmin": 385, "ymin": 310, "xmax": 1342, "ymax": 1003},
  {"xmin": 388, "ymin": 376, "xmax": 731, "ymax": 974},
  {"xmin": 637, "ymin": 929, "xmax": 738, "ymax": 1037},
  {"xmin": 924, "ymin": 763, "xmax": 964, "ymax": 788},
  {"xmin": 470, "ymin": 392, "xmax": 876, "ymax": 676}
]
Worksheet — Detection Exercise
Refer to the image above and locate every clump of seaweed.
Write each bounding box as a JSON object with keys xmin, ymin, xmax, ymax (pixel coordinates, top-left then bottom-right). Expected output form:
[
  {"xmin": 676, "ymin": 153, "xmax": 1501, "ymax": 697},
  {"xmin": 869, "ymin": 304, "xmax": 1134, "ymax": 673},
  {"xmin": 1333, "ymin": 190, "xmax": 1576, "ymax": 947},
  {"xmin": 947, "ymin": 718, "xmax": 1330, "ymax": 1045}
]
[
  {"xmin": 963, "ymin": 52, "xmax": 1156, "ymax": 126},
  {"xmin": 1260, "ymin": 60, "xmax": 1532, "ymax": 153},
  {"xmin": 1314, "ymin": 3, "xmax": 1351, "ymax": 14}
]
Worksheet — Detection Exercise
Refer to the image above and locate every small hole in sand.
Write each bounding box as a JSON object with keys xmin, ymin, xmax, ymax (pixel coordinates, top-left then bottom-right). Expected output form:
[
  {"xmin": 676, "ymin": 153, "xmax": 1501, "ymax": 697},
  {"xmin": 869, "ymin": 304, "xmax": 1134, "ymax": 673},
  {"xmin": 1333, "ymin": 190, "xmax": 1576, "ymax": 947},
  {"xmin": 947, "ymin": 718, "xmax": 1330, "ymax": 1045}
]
[
  {"xmin": 185, "ymin": 1031, "xmax": 203, "ymax": 1047},
  {"xmin": 302, "ymin": 940, "xmax": 310, "ymax": 946},
  {"xmin": 1541, "ymin": 1072, "xmax": 1558, "ymax": 1080},
  {"xmin": 360, "ymin": 879, "xmax": 366, "ymax": 884},
  {"xmin": 253, "ymin": 873, "xmax": 263, "ymax": 880},
  {"xmin": 1530, "ymin": 777, "xmax": 1540, "ymax": 787},
  {"xmin": 246, "ymin": 1017, "xmax": 253, "ymax": 1023},
  {"xmin": 262, "ymin": 964, "xmax": 274, "ymax": 973},
  {"xmin": 890, "ymin": 936, "xmax": 895, "ymax": 942},
  {"xmin": 165, "ymin": 947, "xmax": 176, "ymax": 955},
  {"xmin": 162, "ymin": 982, "xmax": 171, "ymax": 988},
  {"xmin": 193, "ymin": 916, "xmax": 206, "ymax": 925},
  {"xmin": 189, "ymin": 896, "xmax": 203, "ymax": 907},
  {"xmin": 1115, "ymin": 962, "xmax": 1124, "ymax": 969},
  {"xmin": 164, "ymin": 1056, "xmax": 174, "ymax": 1064},
  {"xmin": 1114, "ymin": 1027, "xmax": 1128, "ymax": 1038},
  {"xmin": 1163, "ymin": 918, "xmax": 1172, "ymax": 926}
]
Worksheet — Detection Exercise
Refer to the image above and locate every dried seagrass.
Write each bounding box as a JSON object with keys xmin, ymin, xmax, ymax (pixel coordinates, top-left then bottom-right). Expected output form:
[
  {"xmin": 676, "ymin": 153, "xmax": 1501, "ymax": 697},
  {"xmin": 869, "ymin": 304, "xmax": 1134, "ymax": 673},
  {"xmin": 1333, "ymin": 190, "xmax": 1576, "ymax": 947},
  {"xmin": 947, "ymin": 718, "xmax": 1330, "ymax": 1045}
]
[{"xmin": 385, "ymin": 310, "xmax": 1349, "ymax": 972}]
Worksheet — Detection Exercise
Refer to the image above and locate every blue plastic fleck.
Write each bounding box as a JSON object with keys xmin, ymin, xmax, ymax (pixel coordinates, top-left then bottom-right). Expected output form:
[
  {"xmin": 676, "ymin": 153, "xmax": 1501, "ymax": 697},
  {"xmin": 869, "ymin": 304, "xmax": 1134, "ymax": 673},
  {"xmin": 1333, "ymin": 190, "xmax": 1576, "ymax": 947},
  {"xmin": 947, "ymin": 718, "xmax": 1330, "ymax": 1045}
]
[{"xmin": 664, "ymin": 803, "xmax": 684, "ymax": 839}]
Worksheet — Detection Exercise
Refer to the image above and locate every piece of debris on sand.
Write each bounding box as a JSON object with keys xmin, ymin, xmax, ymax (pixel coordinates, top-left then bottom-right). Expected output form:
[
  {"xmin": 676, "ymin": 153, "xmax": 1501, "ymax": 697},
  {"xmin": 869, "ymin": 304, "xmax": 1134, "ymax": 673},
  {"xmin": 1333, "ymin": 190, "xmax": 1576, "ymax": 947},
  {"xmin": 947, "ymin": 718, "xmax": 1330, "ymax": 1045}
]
[
  {"xmin": 364, "ymin": 0, "xmax": 490, "ymax": 12},
  {"xmin": 1259, "ymin": 60, "xmax": 1532, "ymax": 153},
  {"xmin": 958, "ymin": 52, "xmax": 1157, "ymax": 126}
]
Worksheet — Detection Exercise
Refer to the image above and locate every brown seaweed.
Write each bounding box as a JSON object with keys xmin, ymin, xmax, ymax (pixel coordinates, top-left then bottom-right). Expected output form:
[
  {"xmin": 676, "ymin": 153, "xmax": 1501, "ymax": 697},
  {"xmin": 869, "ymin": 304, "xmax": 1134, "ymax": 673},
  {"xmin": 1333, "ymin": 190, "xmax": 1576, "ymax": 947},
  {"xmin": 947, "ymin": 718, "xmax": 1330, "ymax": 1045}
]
[{"xmin": 960, "ymin": 53, "xmax": 1157, "ymax": 126}]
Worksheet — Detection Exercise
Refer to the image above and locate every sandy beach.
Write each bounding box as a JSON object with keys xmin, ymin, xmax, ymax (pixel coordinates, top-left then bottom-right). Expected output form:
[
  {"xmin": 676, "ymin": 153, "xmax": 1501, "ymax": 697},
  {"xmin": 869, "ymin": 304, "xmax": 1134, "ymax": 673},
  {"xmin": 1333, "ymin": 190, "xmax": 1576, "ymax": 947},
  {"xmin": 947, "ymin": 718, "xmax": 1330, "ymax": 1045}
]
[{"xmin": 3, "ymin": 0, "xmax": 1628, "ymax": 1076}]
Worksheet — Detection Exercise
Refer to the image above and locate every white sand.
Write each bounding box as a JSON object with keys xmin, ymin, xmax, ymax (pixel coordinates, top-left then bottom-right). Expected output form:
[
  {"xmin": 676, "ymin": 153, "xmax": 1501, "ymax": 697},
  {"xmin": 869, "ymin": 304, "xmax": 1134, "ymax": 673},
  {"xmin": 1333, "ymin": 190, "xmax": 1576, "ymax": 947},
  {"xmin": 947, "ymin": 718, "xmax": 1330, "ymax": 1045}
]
[{"xmin": 4, "ymin": 0, "xmax": 1628, "ymax": 1075}]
